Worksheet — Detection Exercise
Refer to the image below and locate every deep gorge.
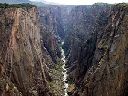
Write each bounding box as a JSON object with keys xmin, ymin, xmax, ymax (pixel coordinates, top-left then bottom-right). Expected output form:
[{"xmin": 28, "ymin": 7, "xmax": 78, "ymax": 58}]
[{"xmin": 0, "ymin": 2, "xmax": 128, "ymax": 96}]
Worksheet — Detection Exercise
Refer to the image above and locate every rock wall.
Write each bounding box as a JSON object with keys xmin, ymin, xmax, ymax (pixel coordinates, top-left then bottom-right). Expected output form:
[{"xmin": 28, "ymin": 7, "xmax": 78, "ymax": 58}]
[
  {"xmin": 63, "ymin": 3, "xmax": 128, "ymax": 96},
  {"xmin": 39, "ymin": 5, "xmax": 66, "ymax": 96},
  {"xmin": 0, "ymin": 6, "xmax": 51, "ymax": 96},
  {"xmin": 39, "ymin": 6, "xmax": 64, "ymax": 63},
  {"xmin": 76, "ymin": 4, "xmax": 128, "ymax": 96},
  {"xmin": 64, "ymin": 3, "xmax": 111, "ymax": 85}
]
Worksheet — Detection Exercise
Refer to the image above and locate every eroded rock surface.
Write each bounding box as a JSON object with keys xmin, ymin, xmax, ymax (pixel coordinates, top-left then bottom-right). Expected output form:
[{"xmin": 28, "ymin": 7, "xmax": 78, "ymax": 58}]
[
  {"xmin": 0, "ymin": 6, "xmax": 51, "ymax": 96},
  {"xmin": 63, "ymin": 3, "xmax": 128, "ymax": 96}
]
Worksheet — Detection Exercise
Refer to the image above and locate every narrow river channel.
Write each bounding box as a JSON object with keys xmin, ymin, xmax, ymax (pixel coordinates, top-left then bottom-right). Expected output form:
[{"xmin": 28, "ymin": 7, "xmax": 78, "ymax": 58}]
[{"xmin": 61, "ymin": 41, "xmax": 68, "ymax": 96}]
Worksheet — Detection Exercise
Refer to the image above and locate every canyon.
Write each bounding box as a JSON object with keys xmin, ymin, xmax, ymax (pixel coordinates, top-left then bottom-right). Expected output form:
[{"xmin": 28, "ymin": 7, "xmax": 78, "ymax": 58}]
[{"xmin": 0, "ymin": 2, "xmax": 128, "ymax": 96}]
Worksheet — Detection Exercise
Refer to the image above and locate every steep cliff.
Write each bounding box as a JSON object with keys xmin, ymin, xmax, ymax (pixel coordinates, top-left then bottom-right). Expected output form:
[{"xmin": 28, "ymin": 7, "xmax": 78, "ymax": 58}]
[
  {"xmin": 63, "ymin": 3, "xmax": 128, "ymax": 96},
  {"xmin": 63, "ymin": 4, "xmax": 111, "ymax": 93},
  {"xmin": 0, "ymin": 5, "xmax": 51, "ymax": 96},
  {"xmin": 39, "ymin": 5, "xmax": 64, "ymax": 63},
  {"xmin": 39, "ymin": 5, "xmax": 65, "ymax": 96},
  {"xmin": 75, "ymin": 3, "xmax": 128, "ymax": 96}
]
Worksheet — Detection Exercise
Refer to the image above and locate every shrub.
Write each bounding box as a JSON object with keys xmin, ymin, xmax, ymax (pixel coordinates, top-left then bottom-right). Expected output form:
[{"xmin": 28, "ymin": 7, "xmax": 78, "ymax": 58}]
[{"xmin": 0, "ymin": 3, "xmax": 36, "ymax": 9}]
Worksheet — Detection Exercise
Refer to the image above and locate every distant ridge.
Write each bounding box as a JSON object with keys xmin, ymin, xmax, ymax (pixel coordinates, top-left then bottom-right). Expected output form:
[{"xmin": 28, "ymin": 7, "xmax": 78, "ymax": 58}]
[
  {"xmin": 0, "ymin": 0, "xmax": 60, "ymax": 6},
  {"xmin": 0, "ymin": 0, "xmax": 30, "ymax": 4},
  {"xmin": 31, "ymin": 1, "xmax": 61, "ymax": 6}
]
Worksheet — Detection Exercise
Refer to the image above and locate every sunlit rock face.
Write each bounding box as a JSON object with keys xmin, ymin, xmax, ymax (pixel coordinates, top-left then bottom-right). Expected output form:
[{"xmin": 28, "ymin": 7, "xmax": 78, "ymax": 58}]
[{"xmin": 0, "ymin": 7, "xmax": 51, "ymax": 96}]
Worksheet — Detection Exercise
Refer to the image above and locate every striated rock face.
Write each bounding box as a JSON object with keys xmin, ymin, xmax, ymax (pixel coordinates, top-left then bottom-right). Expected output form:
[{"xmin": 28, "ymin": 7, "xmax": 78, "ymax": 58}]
[
  {"xmin": 39, "ymin": 6, "xmax": 64, "ymax": 63},
  {"xmin": 39, "ymin": 6, "xmax": 65, "ymax": 96},
  {"xmin": 77, "ymin": 4, "xmax": 128, "ymax": 96},
  {"xmin": 0, "ymin": 7, "xmax": 51, "ymax": 96},
  {"xmin": 63, "ymin": 3, "xmax": 111, "ymax": 87},
  {"xmin": 63, "ymin": 3, "xmax": 128, "ymax": 96}
]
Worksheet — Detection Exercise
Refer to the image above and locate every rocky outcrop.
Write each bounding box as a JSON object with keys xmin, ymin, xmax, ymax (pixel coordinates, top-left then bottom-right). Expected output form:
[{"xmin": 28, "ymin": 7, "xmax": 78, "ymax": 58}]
[{"xmin": 0, "ymin": 5, "xmax": 51, "ymax": 96}]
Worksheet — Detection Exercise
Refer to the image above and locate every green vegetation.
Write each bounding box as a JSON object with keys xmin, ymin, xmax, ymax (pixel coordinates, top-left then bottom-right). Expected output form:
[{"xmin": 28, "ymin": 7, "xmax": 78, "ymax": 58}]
[
  {"xmin": 0, "ymin": 3, "xmax": 36, "ymax": 8},
  {"xmin": 67, "ymin": 78, "xmax": 74, "ymax": 84},
  {"xmin": 116, "ymin": 3, "xmax": 128, "ymax": 7},
  {"xmin": 115, "ymin": 3, "xmax": 128, "ymax": 10},
  {"xmin": 49, "ymin": 60, "xmax": 64, "ymax": 96}
]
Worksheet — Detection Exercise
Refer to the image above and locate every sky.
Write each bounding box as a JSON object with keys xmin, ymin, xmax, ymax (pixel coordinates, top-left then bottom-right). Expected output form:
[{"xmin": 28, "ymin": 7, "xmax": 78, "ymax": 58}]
[{"xmin": 30, "ymin": 0, "xmax": 128, "ymax": 5}]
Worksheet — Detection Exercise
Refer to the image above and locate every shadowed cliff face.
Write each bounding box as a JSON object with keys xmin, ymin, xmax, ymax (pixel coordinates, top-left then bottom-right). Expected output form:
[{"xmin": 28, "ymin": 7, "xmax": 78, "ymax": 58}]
[
  {"xmin": 0, "ymin": 7, "xmax": 51, "ymax": 96},
  {"xmin": 63, "ymin": 4, "xmax": 111, "ymax": 88},
  {"xmin": 39, "ymin": 6, "xmax": 66, "ymax": 96},
  {"xmin": 39, "ymin": 6, "xmax": 64, "ymax": 63},
  {"xmin": 77, "ymin": 4, "xmax": 128, "ymax": 96},
  {"xmin": 62, "ymin": 3, "xmax": 128, "ymax": 96}
]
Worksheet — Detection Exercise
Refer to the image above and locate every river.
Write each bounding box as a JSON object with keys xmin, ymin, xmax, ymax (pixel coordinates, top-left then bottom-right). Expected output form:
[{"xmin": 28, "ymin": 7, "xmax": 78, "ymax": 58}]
[{"xmin": 61, "ymin": 41, "xmax": 68, "ymax": 96}]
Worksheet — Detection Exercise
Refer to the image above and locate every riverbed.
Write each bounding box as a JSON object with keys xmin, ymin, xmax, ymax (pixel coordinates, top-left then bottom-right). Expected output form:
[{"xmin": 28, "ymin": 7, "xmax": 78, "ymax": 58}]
[{"xmin": 61, "ymin": 41, "xmax": 68, "ymax": 96}]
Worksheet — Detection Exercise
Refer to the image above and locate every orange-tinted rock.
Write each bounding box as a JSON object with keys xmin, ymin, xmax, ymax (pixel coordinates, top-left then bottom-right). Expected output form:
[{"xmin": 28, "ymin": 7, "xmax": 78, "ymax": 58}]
[{"xmin": 0, "ymin": 7, "xmax": 51, "ymax": 96}]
